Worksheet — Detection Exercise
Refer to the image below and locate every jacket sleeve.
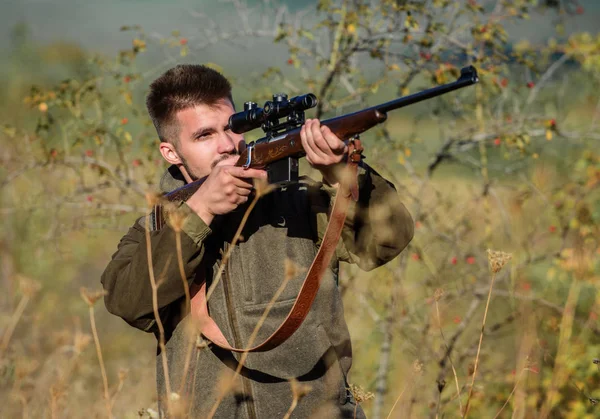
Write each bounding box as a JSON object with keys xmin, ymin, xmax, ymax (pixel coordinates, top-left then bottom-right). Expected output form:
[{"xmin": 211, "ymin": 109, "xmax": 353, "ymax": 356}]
[
  {"xmin": 100, "ymin": 202, "xmax": 211, "ymax": 333},
  {"xmin": 311, "ymin": 161, "xmax": 414, "ymax": 271}
]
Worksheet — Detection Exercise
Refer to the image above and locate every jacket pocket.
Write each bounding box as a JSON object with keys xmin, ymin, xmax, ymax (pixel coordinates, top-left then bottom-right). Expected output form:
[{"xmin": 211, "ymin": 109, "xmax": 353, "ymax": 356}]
[{"xmin": 236, "ymin": 218, "xmax": 318, "ymax": 307}]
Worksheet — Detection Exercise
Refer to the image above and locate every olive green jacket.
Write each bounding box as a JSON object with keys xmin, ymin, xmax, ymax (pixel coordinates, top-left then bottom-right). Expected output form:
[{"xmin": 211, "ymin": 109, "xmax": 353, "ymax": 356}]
[{"xmin": 101, "ymin": 163, "xmax": 413, "ymax": 418}]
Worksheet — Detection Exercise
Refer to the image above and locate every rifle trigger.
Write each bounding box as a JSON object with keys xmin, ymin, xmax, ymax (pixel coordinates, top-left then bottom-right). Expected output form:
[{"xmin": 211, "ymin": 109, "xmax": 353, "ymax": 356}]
[{"xmin": 243, "ymin": 144, "xmax": 254, "ymax": 169}]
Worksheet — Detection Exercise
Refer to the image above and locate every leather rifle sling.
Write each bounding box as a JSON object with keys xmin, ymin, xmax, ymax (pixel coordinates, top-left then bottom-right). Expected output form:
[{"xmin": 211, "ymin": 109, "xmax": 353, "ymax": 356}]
[{"xmin": 189, "ymin": 139, "xmax": 364, "ymax": 353}]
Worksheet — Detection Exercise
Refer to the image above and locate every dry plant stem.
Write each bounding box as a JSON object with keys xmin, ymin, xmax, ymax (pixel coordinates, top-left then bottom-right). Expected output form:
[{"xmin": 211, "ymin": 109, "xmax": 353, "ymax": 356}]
[
  {"xmin": 205, "ymin": 194, "xmax": 260, "ymax": 303},
  {"xmin": 538, "ymin": 279, "xmax": 581, "ymax": 419},
  {"xmin": 386, "ymin": 372, "xmax": 415, "ymax": 419},
  {"xmin": 89, "ymin": 305, "xmax": 112, "ymax": 418},
  {"xmin": 493, "ymin": 368, "xmax": 530, "ymax": 419},
  {"xmin": 373, "ymin": 312, "xmax": 393, "ymax": 419},
  {"xmin": 207, "ymin": 272, "xmax": 293, "ymax": 419},
  {"xmin": 434, "ymin": 300, "xmax": 464, "ymax": 415},
  {"xmin": 475, "ymin": 83, "xmax": 491, "ymax": 245},
  {"xmin": 175, "ymin": 230, "xmax": 195, "ymax": 395},
  {"xmin": 144, "ymin": 215, "xmax": 172, "ymax": 408},
  {"xmin": 50, "ymin": 387, "xmax": 59, "ymax": 419},
  {"xmin": 283, "ymin": 396, "xmax": 299, "ymax": 419},
  {"xmin": 464, "ymin": 271, "xmax": 498, "ymax": 418},
  {"xmin": 187, "ymin": 349, "xmax": 202, "ymax": 418},
  {"xmin": 19, "ymin": 392, "xmax": 28, "ymax": 419},
  {"xmin": 0, "ymin": 294, "xmax": 29, "ymax": 354}
]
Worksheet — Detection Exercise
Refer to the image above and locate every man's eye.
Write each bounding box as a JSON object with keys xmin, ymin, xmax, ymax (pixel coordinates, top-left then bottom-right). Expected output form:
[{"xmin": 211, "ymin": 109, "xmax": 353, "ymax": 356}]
[{"xmin": 196, "ymin": 132, "xmax": 212, "ymax": 140}]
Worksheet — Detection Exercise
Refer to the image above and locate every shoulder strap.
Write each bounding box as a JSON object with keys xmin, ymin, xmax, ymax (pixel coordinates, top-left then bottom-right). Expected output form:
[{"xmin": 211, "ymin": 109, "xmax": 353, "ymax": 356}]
[{"xmin": 189, "ymin": 138, "xmax": 364, "ymax": 353}]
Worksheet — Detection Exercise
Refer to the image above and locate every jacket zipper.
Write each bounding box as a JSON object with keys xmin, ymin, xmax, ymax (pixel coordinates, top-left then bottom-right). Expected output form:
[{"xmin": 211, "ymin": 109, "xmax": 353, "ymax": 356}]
[{"xmin": 222, "ymin": 242, "xmax": 257, "ymax": 419}]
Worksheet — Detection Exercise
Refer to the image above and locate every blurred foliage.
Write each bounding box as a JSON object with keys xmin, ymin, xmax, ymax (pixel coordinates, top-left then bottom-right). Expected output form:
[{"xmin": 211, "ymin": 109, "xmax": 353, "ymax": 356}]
[{"xmin": 1, "ymin": 0, "xmax": 599, "ymax": 417}]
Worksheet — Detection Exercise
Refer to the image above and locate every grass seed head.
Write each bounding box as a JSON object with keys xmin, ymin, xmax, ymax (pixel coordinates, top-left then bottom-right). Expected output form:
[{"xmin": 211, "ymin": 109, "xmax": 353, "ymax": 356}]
[
  {"xmin": 73, "ymin": 331, "xmax": 92, "ymax": 353},
  {"xmin": 347, "ymin": 384, "xmax": 374, "ymax": 404},
  {"xmin": 145, "ymin": 191, "xmax": 162, "ymax": 207},
  {"xmin": 284, "ymin": 258, "xmax": 304, "ymax": 281},
  {"xmin": 413, "ymin": 359, "xmax": 424, "ymax": 373},
  {"xmin": 254, "ymin": 177, "xmax": 276, "ymax": 198},
  {"xmin": 80, "ymin": 287, "xmax": 108, "ymax": 307},
  {"xmin": 486, "ymin": 249, "xmax": 512, "ymax": 273},
  {"xmin": 290, "ymin": 378, "xmax": 312, "ymax": 402},
  {"xmin": 18, "ymin": 275, "xmax": 41, "ymax": 297}
]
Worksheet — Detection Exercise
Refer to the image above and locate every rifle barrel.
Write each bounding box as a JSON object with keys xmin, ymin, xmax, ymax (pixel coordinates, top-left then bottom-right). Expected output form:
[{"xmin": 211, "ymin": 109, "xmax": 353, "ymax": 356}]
[{"xmin": 376, "ymin": 65, "xmax": 479, "ymax": 114}]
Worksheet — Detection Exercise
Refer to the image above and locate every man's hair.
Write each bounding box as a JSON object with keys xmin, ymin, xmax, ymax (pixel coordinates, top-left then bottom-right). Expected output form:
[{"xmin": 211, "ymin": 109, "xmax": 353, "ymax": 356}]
[{"xmin": 146, "ymin": 64, "xmax": 234, "ymax": 145}]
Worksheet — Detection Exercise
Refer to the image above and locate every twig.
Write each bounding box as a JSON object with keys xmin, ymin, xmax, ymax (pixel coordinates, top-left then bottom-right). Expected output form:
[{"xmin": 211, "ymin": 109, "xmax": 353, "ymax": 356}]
[
  {"xmin": 434, "ymin": 296, "xmax": 463, "ymax": 416},
  {"xmin": 88, "ymin": 303, "xmax": 112, "ymax": 418},
  {"xmin": 464, "ymin": 271, "xmax": 498, "ymax": 418}
]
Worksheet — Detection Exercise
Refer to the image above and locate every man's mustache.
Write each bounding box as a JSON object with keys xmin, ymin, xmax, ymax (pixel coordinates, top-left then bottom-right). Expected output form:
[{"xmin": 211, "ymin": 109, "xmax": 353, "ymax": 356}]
[{"xmin": 211, "ymin": 152, "xmax": 240, "ymax": 169}]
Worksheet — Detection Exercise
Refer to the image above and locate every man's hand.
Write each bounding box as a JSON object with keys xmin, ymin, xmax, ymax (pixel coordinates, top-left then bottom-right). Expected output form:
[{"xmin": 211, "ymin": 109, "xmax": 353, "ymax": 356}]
[
  {"xmin": 300, "ymin": 119, "xmax": 348, "ymax": 187},
  {"xmin": 186, "ymin": 156, "xmax": 267, "ymax": 225}
]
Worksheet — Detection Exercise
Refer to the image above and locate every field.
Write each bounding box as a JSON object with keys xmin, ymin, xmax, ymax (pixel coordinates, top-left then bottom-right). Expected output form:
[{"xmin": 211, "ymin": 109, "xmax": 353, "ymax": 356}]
[{"xmin": 1, "ymin": 1, "xmax": 599, "ymax": 418}]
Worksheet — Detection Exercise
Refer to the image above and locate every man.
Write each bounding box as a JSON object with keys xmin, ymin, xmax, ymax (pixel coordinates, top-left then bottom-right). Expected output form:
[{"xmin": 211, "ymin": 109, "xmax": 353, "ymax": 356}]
[{"xmin": 101, "ymin": 64, "xmax": 413, "ymax": 418}]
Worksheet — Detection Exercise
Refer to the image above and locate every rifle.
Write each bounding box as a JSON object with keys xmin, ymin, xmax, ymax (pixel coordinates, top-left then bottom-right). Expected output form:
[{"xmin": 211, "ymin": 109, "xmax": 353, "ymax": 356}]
[
  {"xmin": 164, "ymin": 65, "xmax": 478, "ymax": 203},
  {"xmin": 155, "ymin": 65, "xmax": 479, "ymax": 352}
]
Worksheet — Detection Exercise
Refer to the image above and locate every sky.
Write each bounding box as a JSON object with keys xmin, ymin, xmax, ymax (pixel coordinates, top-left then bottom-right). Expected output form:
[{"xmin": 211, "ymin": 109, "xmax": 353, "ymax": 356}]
[
  {"xmin": 2, "ymin": 0, "xmax": 599, "ymax": 53},
  {"xmin": 1, "ymin": 0, "xmax": 599, "ymax": 84}
]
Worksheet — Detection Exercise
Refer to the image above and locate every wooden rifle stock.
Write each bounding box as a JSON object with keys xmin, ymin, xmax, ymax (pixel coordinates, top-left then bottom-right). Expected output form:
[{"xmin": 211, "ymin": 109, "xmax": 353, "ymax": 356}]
[{"xmin": 163, "ymin": 65, "xmax": 478, "ymax": 203}]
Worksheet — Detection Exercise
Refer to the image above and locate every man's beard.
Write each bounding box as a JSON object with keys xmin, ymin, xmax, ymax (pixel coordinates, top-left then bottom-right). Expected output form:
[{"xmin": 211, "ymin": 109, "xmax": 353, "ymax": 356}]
[{"xmin": 179, "ymin": 151, "xmax": 239, "ymax": 182}]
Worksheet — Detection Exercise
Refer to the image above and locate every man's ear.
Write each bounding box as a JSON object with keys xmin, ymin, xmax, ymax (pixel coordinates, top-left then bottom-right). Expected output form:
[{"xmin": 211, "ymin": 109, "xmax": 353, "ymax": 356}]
[{"xmin": 159, "ymin": 141, "xmax": 182, "ymax": 165}]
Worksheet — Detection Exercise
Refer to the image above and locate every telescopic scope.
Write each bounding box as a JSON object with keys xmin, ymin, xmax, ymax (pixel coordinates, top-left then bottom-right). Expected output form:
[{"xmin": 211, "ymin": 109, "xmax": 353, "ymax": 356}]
[{"xmin": 228, "ymin": 93, "xmax": 317, "ymax": 134}]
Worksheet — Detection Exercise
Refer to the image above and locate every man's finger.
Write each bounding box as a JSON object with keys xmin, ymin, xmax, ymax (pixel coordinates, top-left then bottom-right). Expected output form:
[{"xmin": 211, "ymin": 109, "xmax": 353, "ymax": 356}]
[
  {"xmin": 235, "ymin": 187, "xmax": 252, "ymax": 197},
  {"xmin": 224, "ymin": 166, "xmax": 267, "ymax": 180},
  {"xmin": 320, "ymin": 125, "xmax": 347, "ymax": 154},
  {"xmin": 303, "ymin": 119, "xmax": 329, "ymax": 160}
]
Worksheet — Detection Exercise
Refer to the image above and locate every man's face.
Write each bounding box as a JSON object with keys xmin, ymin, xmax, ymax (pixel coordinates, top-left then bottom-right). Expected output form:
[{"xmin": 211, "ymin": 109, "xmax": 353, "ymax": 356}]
[{"xmin": 168, "ymin": 99, "xmax": 245, "ymax": 180}]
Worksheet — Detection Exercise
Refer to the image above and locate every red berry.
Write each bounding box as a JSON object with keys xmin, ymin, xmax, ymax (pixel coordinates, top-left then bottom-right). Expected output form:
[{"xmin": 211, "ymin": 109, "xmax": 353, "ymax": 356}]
[
  {"xmin": 494, "ymin": 138, "xmax": 501, "ymax": 146},
  {"xmin": 576, "ymin": 6, "xmax": 584, "ymax": 14},
  {"xmin": 180, "ymin": 38, "xmax": 188, "ymax": 45},
  {"xmin": 451, "ymin": 257, "xmax": 458, "ymax": 265},
  {"xmin": 85, "ymin": 150, "xmax": 94, "ymax": 157},
  {"xmin": 521, "ymin": 282, "xmax": 531, "ymax": 291},
  {"xmin": 287, "ymin": 59, "xmax": 294, "ymax": 65},
  {"xmin": 415, "ymin": 221, "xmax": 422, "ymax": 229},
  {"xmin": 549, "ymin": 118, "xmax": 556, "ymax": 127},
  {"xmin": 500, "ymin": 78, "xmax": 508, "ymax": 88},
  {"xmin": 466, "ymin": 256, "xmax": 475, "ymax": 265},
  {"xmin": 132, "ymin": 159, "xmax": 142, "ymax": 167},
  {"xmin": 121, "ymin": 117, "xmax": 128, "ymax": 125},
  {"xmin": 453, "ymin": 316, "xmax": 461, "ymax": 324},
  {"xmin": 124, "ymin": 76, "xmax": 131, "ymax": 83},
  {"xmin": 419, "ymin": 51, "xmax": 432, "ymax": 61},
  {"xmin": 50, "ymin": 149, "xmax": 58, "ymax": 158},
  {"xmin": 527, "ymin": 82, "xmax": 535, "ymax": 88},
  {"xmin": 549, "ymin": 225, "xmax": 556, "ymax": 233},
  {"xmin": 86, "ymin": 195, "xmax": 93, "ymax": 202},
  {"xmin": 411, "ymin": 253, "xmax": 420, "ymax": 261}
]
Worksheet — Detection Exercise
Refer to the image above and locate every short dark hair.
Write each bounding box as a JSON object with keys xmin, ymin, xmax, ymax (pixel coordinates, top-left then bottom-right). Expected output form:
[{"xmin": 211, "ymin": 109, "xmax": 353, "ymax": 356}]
[{"xmin": 146, "ymin": 64, "xmax": 234, "ymax": 144}]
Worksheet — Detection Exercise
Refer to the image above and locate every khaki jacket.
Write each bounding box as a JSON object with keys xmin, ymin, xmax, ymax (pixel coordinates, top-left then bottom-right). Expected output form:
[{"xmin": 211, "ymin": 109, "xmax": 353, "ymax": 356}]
[{"xmin": 101, "ymin": 163, "xmax": 413, "ymax": 418}]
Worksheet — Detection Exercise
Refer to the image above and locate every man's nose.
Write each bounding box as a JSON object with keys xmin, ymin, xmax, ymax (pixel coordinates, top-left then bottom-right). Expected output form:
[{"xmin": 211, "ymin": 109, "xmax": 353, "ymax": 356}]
[{"xmin": 217, "ymin": 133, "xmax": 236, "ymax": 154}]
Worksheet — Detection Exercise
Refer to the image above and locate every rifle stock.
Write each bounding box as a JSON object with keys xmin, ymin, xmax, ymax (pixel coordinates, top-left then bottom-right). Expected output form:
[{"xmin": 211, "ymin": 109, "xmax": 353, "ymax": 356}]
[{"xmin": 163, "ymin": 65, "xmax": 478, "ymax": 203}]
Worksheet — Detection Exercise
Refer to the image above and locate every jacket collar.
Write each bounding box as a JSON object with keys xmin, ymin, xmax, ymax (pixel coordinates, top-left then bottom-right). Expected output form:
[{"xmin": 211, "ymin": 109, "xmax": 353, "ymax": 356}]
[{"xmin": 159, "ymin": 165, "xmax": 187, "ymax": 194}]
